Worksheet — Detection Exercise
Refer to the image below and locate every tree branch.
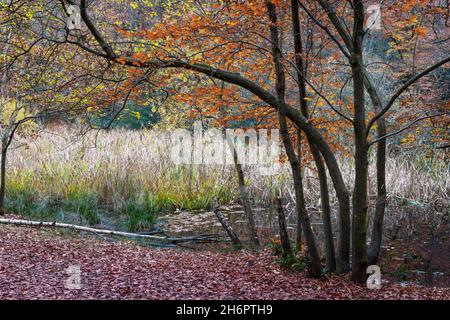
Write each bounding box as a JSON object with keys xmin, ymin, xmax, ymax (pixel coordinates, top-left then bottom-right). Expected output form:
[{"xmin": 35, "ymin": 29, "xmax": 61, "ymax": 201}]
[
  {"xmin": 368, "ymin": 112, "xmax": 449, "ymax": 147},
  {"xmin": 367, "ymin": 56, "xmax": 450, "ymax": 132}
]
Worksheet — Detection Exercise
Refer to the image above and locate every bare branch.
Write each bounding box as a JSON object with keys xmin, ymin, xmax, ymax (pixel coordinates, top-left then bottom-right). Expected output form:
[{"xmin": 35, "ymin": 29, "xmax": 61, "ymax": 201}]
[
  {"xmin": 368, "ymin": 112, "xmax": 449, "ymax": 147},
  {"xmin": 367, "ymin": 56, "xmax": 450, "ymax": 132}
]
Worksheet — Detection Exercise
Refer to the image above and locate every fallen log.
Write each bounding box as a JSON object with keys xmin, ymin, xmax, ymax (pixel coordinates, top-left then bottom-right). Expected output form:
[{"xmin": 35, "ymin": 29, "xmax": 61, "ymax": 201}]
[
  {"xmin": 0, "ymin": 218, "xmax": 225, "ymax": 244},
  {"xmin": 169, "ymin": 234, "xmax": 228, "ymax": 244}
]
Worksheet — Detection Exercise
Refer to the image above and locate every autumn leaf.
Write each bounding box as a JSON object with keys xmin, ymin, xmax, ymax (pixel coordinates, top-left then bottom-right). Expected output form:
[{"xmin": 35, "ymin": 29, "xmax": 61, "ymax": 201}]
[{"xmin": 115, "ymin": 56, "xmax": 127, "ymax": 65}]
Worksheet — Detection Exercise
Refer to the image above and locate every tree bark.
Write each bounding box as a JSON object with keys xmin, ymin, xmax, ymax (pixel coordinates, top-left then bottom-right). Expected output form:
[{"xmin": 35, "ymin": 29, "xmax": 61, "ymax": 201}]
[
  {"xmin": 292, "ymin": 0, "xmax": 306, "ymax": 252},
  {"xmin": 0, "ymin": 145, "xmax": 6, "ymax": 215},
  {"xmin": 290, "ymin": 0, "xmax": 337, "ymax": 272},
  {"xmin": 350, "ymin": 0, "xmax": 368, "ymax": 283},
  {"xmin": 363, "ymin": 72, "xmax": 387, "ymax": 266},
  {"xmin": 310, "ymin": 146, "xmax": 336, "ymax": 272},
  {"xmin": 295, "ymin": 130, "xmax": 302, "ymax": 249},
  {"xmin": 276, "ymin": 198, "xmax": 292, "ymax": 258},
  {"xmin": 218, "ymin": 80, "xmax": 259, "ymax": 249},
  {"xmin": 266, "ymin": 0, "xmax": 321, "ymax": 278},
  {"xmin": 368, "ymin": 134, "xmax": 386, "ymax": 265}
]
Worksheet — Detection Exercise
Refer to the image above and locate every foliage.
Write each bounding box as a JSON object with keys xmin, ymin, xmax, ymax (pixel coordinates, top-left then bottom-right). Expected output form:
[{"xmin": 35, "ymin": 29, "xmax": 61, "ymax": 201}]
[
  {"xmin": 123, "ymin": 196, "xmax": 156, "ymax": 232},
  {"xmin": 269, "ymin": 238, "xmax": 310, "ymax": 272}
]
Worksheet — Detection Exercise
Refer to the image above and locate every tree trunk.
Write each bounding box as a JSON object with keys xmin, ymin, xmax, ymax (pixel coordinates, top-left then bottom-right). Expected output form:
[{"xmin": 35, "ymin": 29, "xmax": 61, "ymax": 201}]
[
  {"xmin": 310, "ymin": 144, "xmax": 336, "ymax": 272},
  {"xmin": 218, "ymin": 81, "xmax": 259, "ymax": 248},
  {"xmin": 288, "ymin": 136, "xmax": 322, "ymax": 277},
  {"xmin": 351, "ymin": 0, "xmax": 369, "ymax": 283},
  {"xmin": 295, "ymin": 130, "xmax": 302, "ymax": 249},
  {"xmin": 266, "ymin": 0, "xmax": 321, "ymax": 278},
  {"xmin": 0, "ymin": 145, "xmax": 7, "ymax": 215},
  {"xmin": 368, "ymin": 134, "xmax": 386, "ymax": 265},
  {"xmin": 226, "ymin": 134, "xmax": 260, "ymax": 248},
  {"xmin": 0, "ymin": 218, "xmax": 224, "ymax": 244},
  {"xmin": 214, "ymin": 207, "xmax": 242, "ymax": 249},
  {"xmin": 364, "ymin": 74, "xmax": 388, "ymax": 267},
  {"xmin": 290, "ymin": 0, "xmax": 336, "ymax": 271},
  {"xmin": 352, "ymin": 123, "xmax": 369, "ymax": 283},
  {"xmin": 276, "ymin": 198, "xmax": 292, "ymax": 257}
]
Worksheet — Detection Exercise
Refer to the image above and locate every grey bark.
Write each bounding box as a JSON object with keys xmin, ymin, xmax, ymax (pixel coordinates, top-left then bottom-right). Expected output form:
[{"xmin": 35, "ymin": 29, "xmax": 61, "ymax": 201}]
[
  {"xmin": 276, "ymin": 198, "xmax": 292, "ymax": 258},
  {"xmin": 295, "ymin": 130, "xmax": 302, "ymax": 249},
  {"xmin": 290, "ymin": 0, "xmax": 337, "ymax": 272},
  {"xmin": 363, "ymin": 72, "xmax": 387, "ymax": 266},
  {"xmin": 266, "ymin": 0, "xmax": 321, "ymax": 278},
  {"xmin": 350, "ymin": 0, "xmax": 369, "ymax": 283},
  {"xmin": 0, "ymin": 145, "xmax": 6, "ymax": 214}
]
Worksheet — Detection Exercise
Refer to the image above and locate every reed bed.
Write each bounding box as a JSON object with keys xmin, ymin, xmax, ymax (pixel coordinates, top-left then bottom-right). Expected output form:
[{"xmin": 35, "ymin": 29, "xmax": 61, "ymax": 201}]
[{"xmin": 6, "ymin": 128, "xmax": 449, "ymax": 231}]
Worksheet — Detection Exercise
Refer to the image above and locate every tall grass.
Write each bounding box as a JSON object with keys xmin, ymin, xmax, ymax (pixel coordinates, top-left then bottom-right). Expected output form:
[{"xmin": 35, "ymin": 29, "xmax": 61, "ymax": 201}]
[
  {"xmin": 6, "ymin": 128, "xmax": 448, "ymax": 231},
  {"xmin": 7, "ymin": 129, "xmax": 237, "ymax": 229}
]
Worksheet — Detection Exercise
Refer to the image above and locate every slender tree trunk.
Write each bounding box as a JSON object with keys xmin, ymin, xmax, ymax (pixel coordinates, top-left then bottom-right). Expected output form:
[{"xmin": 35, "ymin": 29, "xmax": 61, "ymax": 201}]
[
  {"xmin": 0, "ymin": 218, "xmax": 223, "ymax": 243},
  {"xmin": 218, "ymin": 78, "xmax": 259, "ymax": 249},
  {"xmin": 290, "ymin": 0, "xmax": 344, "ymax": 272},
  {"xmin": 0, "ymin": 145, "xmax": 6, "ymax": 215},
  {"xmin": 287, "ymin": 138, "xmax": 322, "ymax": 277},
  {"xmin": 0, "ymin": 122, "xmax": 22, "ymax": 216},
  {"xmin": 266, "ymin": 0, "xmax": 321, "ymax": 278},
  {"xmin": 276, "ymin": 198, "xmax": 292, "ymax": 258},
  {"xmin": 291, "ymin": 0, "xmax": 307, "ymax": 252},
  {"xmin": 351, "ymin": 0, "xmax": 369, "ymax": 283},
  {"xmin": 363, "ymin": 73, "xmax": 388, "ymax": 266},
  {"xmin": 368, "ymin": 132, "xmax": 386, "ymax": 265},
  {"xmin": 310, "ymin": 145, "xmax": 336, "ymax": 272},
  {"xmin": 352, "ymin": 117, "xmax": 369, "ymax": 283},
  {"xmin": 296, "ymin": 130, "xmax": 302, "ymax": 249},
  {"xmin": 226, "ymin": 135, "xmax": 260, "ymax": 248}
]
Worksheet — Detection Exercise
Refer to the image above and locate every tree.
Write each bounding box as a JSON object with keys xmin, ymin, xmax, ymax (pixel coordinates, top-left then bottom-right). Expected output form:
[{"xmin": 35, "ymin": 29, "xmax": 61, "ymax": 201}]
[
  {"xmin": 290, "ymin": 0, "xmax": 336, "ymax": 272},
  {"xmin": 0, "ymin": 0, "xmax": 133, "ymax": 214},
  {"xmin": 47, "ymin": 0, "xmax": 352, "ymax": 278},
  {"xmin": 266, "ymin": 0, "xmax": 321, "ymax": 277},
  {"xmin": 25, "ymin": 0, "xmax": 448, "ymax": 282},
  {"xmin": 309, "ymin": 0, "xmax": 449, "ymax": 281}
]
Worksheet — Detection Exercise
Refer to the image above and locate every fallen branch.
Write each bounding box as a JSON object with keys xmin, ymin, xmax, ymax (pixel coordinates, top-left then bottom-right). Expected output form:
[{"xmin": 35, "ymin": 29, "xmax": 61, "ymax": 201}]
[
  {"xmin": 169, "ymin": 234, "xmax": 228, "ymax": 244},
  {"xmin": 0, "ymin": 218, "xmax": 225, "ymax": 244}
]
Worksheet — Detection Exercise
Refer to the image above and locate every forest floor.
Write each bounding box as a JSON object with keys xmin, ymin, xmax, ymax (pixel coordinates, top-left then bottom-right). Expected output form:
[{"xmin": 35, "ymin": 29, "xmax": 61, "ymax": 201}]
[{"xmin": 0, "ymin": 215, "xmax": 449, "ymax": 300}]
